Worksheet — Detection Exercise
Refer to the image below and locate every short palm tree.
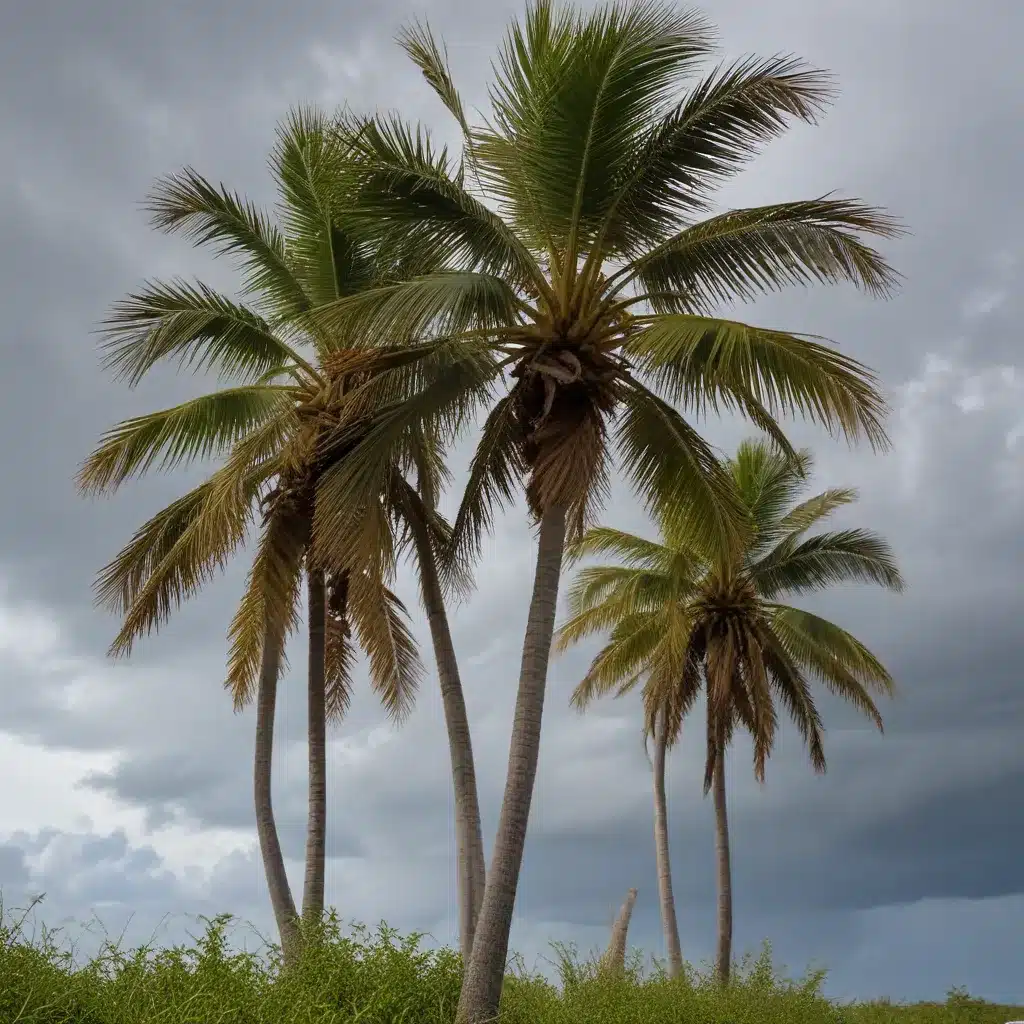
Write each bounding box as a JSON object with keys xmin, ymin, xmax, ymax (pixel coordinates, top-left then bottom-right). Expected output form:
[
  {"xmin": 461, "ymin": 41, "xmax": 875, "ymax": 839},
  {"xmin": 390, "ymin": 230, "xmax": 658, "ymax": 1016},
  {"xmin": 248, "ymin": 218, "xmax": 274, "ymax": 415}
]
[
  {"xmin": 556, "ymin": 437, "xmax": 904, "ymax": 984},
  {"xmin": 77, "ymin": 109, "xmax": 486, "ymax": 967},
  {"xmin": 303, "ymin": 3, "xmax": 902, "ymax": 1018}
]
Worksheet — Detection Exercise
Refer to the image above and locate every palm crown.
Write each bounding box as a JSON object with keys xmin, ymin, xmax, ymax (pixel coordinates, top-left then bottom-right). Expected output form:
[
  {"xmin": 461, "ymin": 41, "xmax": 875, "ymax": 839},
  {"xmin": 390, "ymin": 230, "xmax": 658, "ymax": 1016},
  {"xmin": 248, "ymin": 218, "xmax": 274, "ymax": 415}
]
[
  {"xmin": 299, "ymin": 0, "xmax": 903, "ymax": 572},
  {"xmin": 556, "ymin": 437, "xmax": 905, "ymax": 790},
  {"xmin": 76, "ymin": 108, "xmax": 450, "ymax": 716}
]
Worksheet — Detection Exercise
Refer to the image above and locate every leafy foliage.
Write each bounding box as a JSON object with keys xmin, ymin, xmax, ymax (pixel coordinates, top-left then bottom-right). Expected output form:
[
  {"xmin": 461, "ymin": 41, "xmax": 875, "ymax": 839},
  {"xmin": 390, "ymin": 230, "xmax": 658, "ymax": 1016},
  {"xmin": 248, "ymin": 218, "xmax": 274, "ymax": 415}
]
[{"xmin": 556, "ymin": 437, "xmax": 904, "ymax": 790}]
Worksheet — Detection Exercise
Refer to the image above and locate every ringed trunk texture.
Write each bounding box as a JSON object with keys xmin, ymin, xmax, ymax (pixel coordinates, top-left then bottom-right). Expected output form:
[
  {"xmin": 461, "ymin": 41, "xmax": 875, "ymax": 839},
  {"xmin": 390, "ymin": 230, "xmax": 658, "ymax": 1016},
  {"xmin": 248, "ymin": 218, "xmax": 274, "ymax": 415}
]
[
  {"xmin": 712, "ymin": 752, "xmax": 733, "ymax": 986},
  {"xmin": 408, "ymin": 507, "xmax": 486, "ymax": 964},
  {"xmin": 652, "ymin": 710, "xmax": 684, "ymax": 978},
  {"xmin": 302, "ymin": 567, "xmax": 328, "ymax": 934},
  {"xmin": 253, "ymin": 630, "xmax": 302, "ymax": 969},
  {"xmin": 456, "ymin": 504, "xmax": 568, "ymax": 1024},
  {"xmin": 600, "ymin": 887, "xmax": 638, "ymax": 977}
]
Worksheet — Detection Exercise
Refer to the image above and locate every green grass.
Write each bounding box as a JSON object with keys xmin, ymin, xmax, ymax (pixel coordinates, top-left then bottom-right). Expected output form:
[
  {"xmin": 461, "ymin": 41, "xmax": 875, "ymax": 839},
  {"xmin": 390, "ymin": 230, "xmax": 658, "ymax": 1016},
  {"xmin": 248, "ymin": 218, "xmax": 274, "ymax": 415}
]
[{"xmin": 0, "ymin": 897, "xmax": 1019, "ymax": 1024}]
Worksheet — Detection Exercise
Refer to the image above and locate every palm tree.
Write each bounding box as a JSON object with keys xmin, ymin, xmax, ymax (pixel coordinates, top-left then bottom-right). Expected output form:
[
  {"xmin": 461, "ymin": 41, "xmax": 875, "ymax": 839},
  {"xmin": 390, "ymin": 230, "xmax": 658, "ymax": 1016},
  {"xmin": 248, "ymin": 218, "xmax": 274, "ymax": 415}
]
[
  {"xmin": 302, "ymin": 3, "xmax": 902, "ymax": 1018},
  {"xmin": 556, "ymin": 437, "xmax": 904, "ymax": 984},
  {"xmin": 77, "ymin": 108, "xmax": 486, "ymax": 966}
]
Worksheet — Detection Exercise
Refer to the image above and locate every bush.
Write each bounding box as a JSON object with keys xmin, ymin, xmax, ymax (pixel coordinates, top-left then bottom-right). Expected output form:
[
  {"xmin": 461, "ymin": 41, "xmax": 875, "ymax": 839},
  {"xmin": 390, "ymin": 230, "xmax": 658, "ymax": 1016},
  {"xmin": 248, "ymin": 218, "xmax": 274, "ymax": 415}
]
[{"xmin": 0, "ymin": 897, "xmax": 1019, "ymax": 1024}]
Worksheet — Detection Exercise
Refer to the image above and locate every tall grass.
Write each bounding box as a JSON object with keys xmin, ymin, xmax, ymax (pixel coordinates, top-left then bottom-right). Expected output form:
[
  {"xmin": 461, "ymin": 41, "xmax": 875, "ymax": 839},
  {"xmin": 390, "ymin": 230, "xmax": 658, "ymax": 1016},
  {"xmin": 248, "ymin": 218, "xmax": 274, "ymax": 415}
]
[{"xmin": 0, "ymin": 896, "xmax": 1018, "ymax": 1023}]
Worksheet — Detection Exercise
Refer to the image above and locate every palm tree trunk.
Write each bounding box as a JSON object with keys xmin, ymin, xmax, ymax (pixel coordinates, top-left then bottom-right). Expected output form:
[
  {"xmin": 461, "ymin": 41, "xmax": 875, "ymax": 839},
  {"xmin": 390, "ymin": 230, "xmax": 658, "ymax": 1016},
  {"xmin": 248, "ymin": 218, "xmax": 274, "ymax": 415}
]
[
  {"xmin": 600, "ymin": 887, "xmax": 638, "ymax": 977},
  {"xmin": 712, "ymin": 750, "xmax": 733, "ymax": 986},
  {"xmin": 407, "ymin": 504, "xmax": 486, "ymax": 964},
  {"xmin": 302, "ymin": 566, "xmax": 327, "ymax": 938},
  {"xmin": 652, "ymin": 710, "xmax": 684, "ymax": 978},
  {"xmin": 254, "ymin": 628, "xmax": 302, "ymax": 969},
  {"xmin": 456, "ymin": 504, "xmax": 567, "ymax": 1024}
]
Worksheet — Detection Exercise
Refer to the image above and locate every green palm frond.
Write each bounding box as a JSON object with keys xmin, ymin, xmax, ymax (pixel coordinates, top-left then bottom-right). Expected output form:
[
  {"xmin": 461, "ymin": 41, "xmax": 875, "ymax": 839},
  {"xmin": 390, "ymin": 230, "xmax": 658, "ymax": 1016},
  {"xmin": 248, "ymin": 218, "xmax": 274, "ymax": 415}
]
[
  {"xmin": 77, "ymin": 385, "xmax": 293, "ymax": 495},
  {"xmin": 727, "ymin": 438, "xmax": 810, "ymax": 550},
  {"xmin": 145, "ymin": 167, "xmax": 311, "ymax": 317},
  {"xmin": 564, "ymin": 525, "xmax": 672, "ymax": 568},
  {"xmin": 756, "ymin": 629, "xmax": 826, "ymax": 773},
  {"xmin": 348, "ymin": 570, "xmax": 423, "ymax": 723},
  {"xmin": 775, "ymin": 487, "xmax": 858, "ymax": 535},
  {"xmin": 494, "ymin": 1, "xmax": 716, "ymax": 259},
  {"xmin": 766, "ymin": 603, "xmax": 894, "ymax": 703},
  {"xmin": 622, "ymin": 197, "xmax": 903, "ymax": 309},
  {"xmin": 398, "ymin": 21, "xmax": 471, "ymax": 139},
  {"xmin": 100, "ymin": 280, "xmax": 318, "ymax": 387},
  {"xmin": 337, "ymin": 112, "xmax": 544, "ymax": 292},
  {"xmin": 568, "ymin": 610, "xmax": 674, "ymax": 708},
  {"xmin": 627, "ymin": 314, "xmax": 890, "ymax": 450},
  {"xmin": 272, "ymin": 106, "xmax": 377, "ymax": 314},
  {"xmin": 446, "ymin": 393, "xmax": 526, "ymax": 574},
  {"xmin": 616, "ymin": 381, "xmax": 744, "ymax": 559},
  {"xmin": 310, "ymin": 272, "xmax": 524, "ymax": 349},
  {"xmin": 563, "ymin": 564, "xmax": 680, "ymax": 621},
  {"xmin": 751, "ymin": 528, "xmax": 905, "ymax": 598},
  {"xmin": 612, "ymin": 53, "xmax": 834, "ymax": 245}
]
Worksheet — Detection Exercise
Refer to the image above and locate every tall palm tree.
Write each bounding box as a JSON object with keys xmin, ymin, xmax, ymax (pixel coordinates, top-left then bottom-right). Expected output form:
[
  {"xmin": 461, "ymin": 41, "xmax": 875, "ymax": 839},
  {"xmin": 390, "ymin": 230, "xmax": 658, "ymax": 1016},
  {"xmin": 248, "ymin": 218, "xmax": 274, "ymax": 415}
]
[
  {"xmin": 303, "ymin": 3, "xmax": 902, "ymax": 1018},
  {"xmin": 556, "ymin": 437, "xmax": 904, "ymax": 984},
  {"xmin": 77, "ymin": 108, "xmax": 486, "ymax": 966}
]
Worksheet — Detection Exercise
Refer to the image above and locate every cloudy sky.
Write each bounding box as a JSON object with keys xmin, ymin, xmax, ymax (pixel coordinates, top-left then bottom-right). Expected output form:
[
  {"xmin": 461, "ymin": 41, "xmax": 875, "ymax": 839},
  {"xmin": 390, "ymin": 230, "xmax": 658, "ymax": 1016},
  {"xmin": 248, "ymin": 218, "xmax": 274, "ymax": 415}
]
[{"xmin": 1, "ymin": 0, "xmax": 1022, "ymax": 1004}]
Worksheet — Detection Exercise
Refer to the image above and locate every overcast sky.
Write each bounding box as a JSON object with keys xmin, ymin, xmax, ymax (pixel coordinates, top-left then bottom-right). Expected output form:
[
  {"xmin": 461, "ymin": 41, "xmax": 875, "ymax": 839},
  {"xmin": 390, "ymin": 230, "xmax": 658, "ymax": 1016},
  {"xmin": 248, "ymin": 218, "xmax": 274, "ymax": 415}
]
[{"xmin": 1, "ymin": 0, "xmax": 1022, "ymax": 1005}]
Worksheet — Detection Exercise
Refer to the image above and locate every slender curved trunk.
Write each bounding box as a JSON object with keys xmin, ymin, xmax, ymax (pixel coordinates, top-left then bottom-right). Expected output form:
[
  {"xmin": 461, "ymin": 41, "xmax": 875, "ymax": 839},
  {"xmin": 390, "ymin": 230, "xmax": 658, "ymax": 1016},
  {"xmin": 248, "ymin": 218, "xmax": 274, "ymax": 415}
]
[
  {"xmin": 600, "ymin": 887, "xmax": 638, "ymax": 977},
  {"xmin": 254, "ymin": 629, "xmax": 302, "ymax": 969},
  {"xmin": 456, "ymin": 504, "xmax": 567, "ymax": 1024},
  {"xmin": 407, "ymin": 505, "xmax": 486, "ymax": 964},
  {"xmin": 712, "ymin": 751, "xmax": 732, "ymax": 986},
  {"xmin": 302, "ymin": 566, "xmax": 327, "ymax": 935},
  {"xmin": 652, "ymin": 710, "xmax": 684, "ymax": 978}
]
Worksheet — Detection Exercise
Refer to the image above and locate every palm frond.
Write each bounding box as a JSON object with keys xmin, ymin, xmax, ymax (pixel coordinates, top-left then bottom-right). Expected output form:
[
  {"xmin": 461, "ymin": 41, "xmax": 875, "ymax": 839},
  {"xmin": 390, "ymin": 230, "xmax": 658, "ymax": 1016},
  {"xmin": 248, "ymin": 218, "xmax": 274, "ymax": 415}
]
[
  {"xmin": 750, "ymin": 528, "xmax": 905, "ymax": 599},
  {"xmin": 324, "ymin": 573, "xmax": 357, "ymax": 722},
  {"xmin": 567, "ymin": 610, "xmax": 671, "ymax": 708},
  {"xmin": 445, "ymin": 393, "xmax": 526, "ymax": 578},
  {"xmin": 615, "ymin": 380, "xmax": 745, "ymax": 560},
  {"xmin": 348, "ymin": 570, "xmax": 424, "ymax": 723},
  {"xmin": 314, "ymin": 347, "xmax": 498, "ymax": 570},
  {"xmin": 603, "ymin": 53, "xmax": 835, "ymax": 250},
  {"xmin": 97, "ymin": 465, "xmax": 264, "ymax": 656},
  {"xmin": 397, "ymin": 21, "xmax": 472, "ymax": 142},
  {"xmin": 145, "ymin": 167, "xmax": 310, "ymax": 317},
  {"xmin": 337, "ymin": 112, "xmax": 544, "ymax": 293},
  {"xmin": 99, "ymin": 280, "xmax": 318, "ymax": 387},
  {"xmin": 310, "ymin": 272, "xmax": 523, "ymax": 349},
  {"xmin": 225, "ymin": 506, "xmax": 306, "ymax": 709},
  {"xmin": 271, "ymin": 106, "xmax": 377, "ymax": 315},
  {"xmin": 776, "ymin": 487, "xmax": 857, "ymax": 535},
  {"xmin": 627, "ymin": 313, "xmax": 890, "ymax": 450},
  {"xmin": 756, "ymin": 627, "xmax": 826, "ymax": 773},
  {"xmin": 766, "ymin": 603, "xmax": 895, "ymax": 708},
  {"xmin": 563, "ymin": 564, "xmax": 680, "ymax": 622},
  {"xmin": 78, "ymin": 385, "xmax": 293, "ymax": 495},
  {"xmin": 623, "ymin": 197, "xmax": 903, "ymax": 309},
  {"xmin": 515, "ymin": 2, "xmax": 717, "ymax": 258},
  {"xmin": 565, "ymin": 525, "xmax": 672, "ymax": 568},
  {"xmin": 727, "ymin": 437, "xmax": 810, "ymax": 551}
]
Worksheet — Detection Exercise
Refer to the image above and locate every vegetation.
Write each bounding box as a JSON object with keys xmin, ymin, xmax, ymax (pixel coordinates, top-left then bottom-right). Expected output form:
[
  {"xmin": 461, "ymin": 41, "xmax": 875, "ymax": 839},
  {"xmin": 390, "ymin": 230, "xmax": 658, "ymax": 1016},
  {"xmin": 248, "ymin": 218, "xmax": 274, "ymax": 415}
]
[
  {"xmin": 556, "ymin": 439, "xmax": 904, "ymax": 984},
  {"xmin": 0, "ymin": 902, "xmax": 1018, "ymax": 1024}
]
